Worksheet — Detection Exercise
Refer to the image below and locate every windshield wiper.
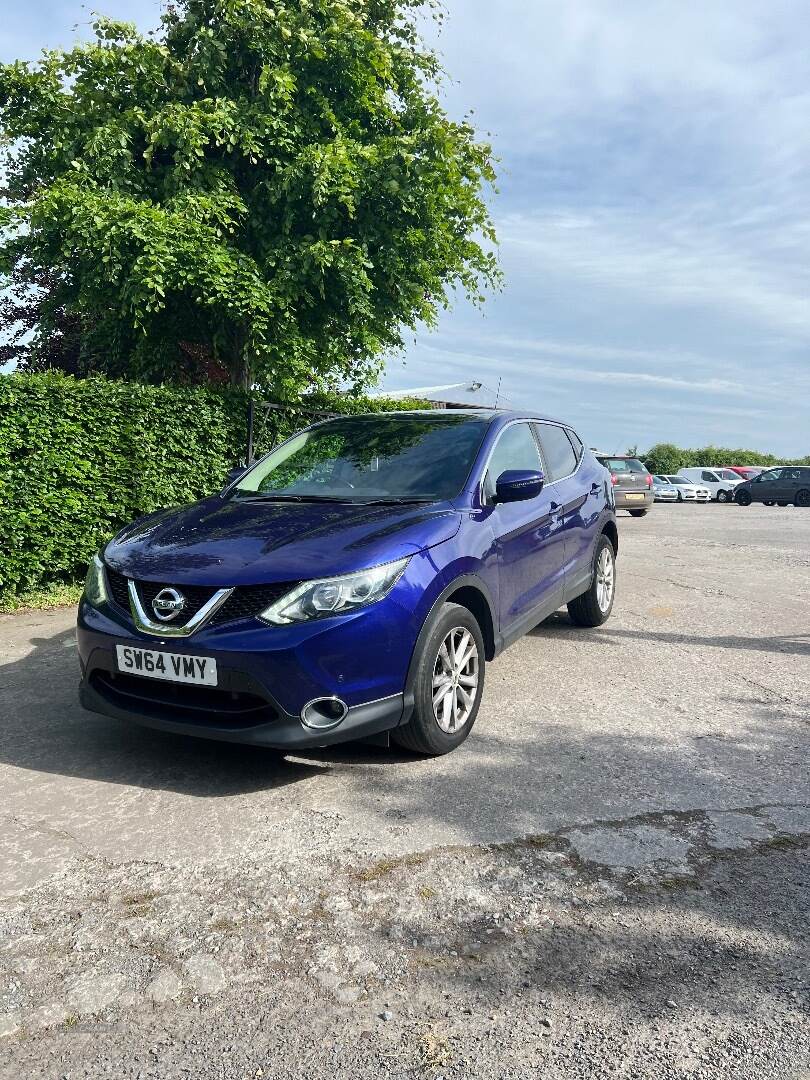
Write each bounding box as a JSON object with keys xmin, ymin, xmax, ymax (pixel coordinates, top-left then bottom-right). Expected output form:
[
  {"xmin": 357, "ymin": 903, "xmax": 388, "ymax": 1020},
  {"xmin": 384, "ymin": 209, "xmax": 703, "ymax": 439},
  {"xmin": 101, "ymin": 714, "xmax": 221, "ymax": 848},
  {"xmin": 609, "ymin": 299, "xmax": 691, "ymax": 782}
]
[
  {"xmin": 235, "ymin": 493, "xmax": 355, "ymax": 503},
  {"xmin": 355, "ymin": 498, "xmax": 435, "ymax": 506}
]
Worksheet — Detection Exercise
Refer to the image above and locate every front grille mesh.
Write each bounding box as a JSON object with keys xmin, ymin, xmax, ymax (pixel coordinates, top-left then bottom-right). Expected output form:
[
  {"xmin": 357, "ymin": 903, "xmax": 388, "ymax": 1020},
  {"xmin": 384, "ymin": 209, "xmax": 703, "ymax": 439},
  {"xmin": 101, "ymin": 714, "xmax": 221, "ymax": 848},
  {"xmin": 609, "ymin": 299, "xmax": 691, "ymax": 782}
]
[{"xmin": 104, "ymin": 566, "xmax": 296, "ymax": 629}]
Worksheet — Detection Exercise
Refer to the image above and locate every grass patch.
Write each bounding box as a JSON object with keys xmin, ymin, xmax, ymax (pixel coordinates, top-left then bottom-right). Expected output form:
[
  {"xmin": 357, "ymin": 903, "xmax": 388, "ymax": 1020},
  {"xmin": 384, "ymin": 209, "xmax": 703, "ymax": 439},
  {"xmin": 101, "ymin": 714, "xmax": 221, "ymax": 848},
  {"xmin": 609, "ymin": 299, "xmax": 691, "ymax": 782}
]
[
  {"xmin": 417, "ymin": 885, "xmax": 437, "ymax": 901},
  {"xmin": 658, "ymin": 875, "xmax": 701, "ymax": 891},
  {"xmin": 419, "ymin": 1027, "xmax": 453, "ymax": 1070},
  {"xmin": 121, "ymin": 890, "xmax": 159, "ymax": 916},
  {"xmin": 760, "ymin": 833, "xmax": 806, "ymax": 851},
  {"xmin": 353, "ymin": 851, "xmax": 430, "ymax": 883},
  {"xmin": 0, "ymin": 581, "xmax": 83, "ymax": 614}
]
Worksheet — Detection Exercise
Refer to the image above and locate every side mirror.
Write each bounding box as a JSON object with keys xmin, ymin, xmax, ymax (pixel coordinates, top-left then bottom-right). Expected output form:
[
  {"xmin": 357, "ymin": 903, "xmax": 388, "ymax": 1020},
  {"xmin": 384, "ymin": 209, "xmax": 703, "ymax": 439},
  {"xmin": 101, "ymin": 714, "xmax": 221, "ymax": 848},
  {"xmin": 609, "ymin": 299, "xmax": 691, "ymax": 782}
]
[
  {"xmin": 223, "ymin": 465, "xmax": 247, "ymax": 490},
  {"xmin": 494, "ymin": 469, "xmax": 545, "ymax": 504}
]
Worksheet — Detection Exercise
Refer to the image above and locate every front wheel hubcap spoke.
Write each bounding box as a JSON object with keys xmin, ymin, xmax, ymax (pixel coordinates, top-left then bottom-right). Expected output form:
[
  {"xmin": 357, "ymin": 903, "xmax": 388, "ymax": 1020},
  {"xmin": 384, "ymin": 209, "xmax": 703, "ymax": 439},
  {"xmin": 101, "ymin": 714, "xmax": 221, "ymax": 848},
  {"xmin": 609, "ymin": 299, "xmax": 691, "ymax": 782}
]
[{"xmin": 433, "ymin": 627, "xmax": 480, "ymax": 733}]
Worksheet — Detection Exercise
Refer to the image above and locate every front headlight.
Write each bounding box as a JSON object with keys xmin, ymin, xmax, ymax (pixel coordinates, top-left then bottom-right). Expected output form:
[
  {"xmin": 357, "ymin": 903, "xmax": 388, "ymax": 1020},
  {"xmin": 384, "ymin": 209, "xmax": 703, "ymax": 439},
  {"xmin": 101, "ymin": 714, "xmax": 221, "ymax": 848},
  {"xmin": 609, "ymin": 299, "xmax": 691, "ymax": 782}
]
[
  {"xmin": 259, "ymin": 557, "xmax": 410, "ymax": 625},
  {"xmin": 84, "ymin": 553, "xmax": 109, "ymax": 608}
]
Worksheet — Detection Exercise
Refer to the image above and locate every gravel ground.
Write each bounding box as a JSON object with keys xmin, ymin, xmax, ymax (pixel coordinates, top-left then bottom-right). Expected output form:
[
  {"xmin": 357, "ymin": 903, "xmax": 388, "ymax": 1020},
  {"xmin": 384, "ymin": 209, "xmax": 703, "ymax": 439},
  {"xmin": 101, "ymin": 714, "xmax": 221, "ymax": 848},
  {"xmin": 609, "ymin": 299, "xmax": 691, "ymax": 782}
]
[{"xmin": 0, "ymin": 503, "xmax": 808, "ymax": 1079}]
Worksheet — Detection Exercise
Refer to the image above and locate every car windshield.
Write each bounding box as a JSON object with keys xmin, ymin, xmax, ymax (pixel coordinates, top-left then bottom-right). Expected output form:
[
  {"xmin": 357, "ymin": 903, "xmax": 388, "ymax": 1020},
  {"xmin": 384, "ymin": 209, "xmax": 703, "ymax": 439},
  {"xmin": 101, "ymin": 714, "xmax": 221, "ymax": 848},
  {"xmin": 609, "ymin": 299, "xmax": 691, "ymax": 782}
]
[
  {"xmin": 232, "ymin": 415, "xmax": 490, "ymax": 503},
  {"xmin": 601, "ymin": 458, "xmax": 647, "ymax": 473},
  {"xmin": 717, "ymin": 470, "xmax": 740, "ymax": 481},
  {"xmin": 667, "ymin": 476, "xmax": 690, "ymax": 485}
]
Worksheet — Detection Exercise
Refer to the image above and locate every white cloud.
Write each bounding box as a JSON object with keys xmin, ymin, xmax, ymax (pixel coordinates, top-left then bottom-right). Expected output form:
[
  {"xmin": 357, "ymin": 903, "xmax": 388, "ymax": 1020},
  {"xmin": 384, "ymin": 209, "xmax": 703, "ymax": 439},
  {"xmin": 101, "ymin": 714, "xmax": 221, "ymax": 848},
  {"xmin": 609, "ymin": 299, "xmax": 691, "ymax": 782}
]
[{"xmin": 499, "ymin": 209, "xmax": 810, "ymax": 339}]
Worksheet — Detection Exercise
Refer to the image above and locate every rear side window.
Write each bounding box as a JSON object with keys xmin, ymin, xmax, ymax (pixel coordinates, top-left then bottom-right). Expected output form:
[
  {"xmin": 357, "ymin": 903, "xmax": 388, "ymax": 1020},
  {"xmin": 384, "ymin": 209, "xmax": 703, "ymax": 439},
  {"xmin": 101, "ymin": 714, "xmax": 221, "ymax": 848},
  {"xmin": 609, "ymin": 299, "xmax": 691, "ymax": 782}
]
[
  {"xmin": 566, "ymin": 429, "xmax": 584, "ymax": 461},
  {"xmin": 536, "ymin": 423, "xmax": 578, "ymax": 481},
  {"xmin": 484, "ymin": 422, "xmax": 543, "ymax": 500}
]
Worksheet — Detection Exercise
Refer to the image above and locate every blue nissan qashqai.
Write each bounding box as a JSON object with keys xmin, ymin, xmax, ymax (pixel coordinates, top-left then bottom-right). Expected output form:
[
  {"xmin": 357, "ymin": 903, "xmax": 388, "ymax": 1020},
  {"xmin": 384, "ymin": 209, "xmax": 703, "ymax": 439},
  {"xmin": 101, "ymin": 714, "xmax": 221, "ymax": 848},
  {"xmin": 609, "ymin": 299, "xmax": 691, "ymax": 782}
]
[{"xmin": 78, "ymin": 410, "xmax": 618, "ymax": 756}]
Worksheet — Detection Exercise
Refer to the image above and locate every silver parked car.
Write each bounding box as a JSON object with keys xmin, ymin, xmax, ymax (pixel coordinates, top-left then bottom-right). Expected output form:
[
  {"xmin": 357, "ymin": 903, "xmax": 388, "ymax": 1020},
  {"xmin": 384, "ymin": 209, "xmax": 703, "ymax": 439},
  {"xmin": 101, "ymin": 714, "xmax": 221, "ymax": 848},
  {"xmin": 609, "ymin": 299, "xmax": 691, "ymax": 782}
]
[{"xmin": 652, "ymin": 475, "xmax": 679, "ymax": 501}]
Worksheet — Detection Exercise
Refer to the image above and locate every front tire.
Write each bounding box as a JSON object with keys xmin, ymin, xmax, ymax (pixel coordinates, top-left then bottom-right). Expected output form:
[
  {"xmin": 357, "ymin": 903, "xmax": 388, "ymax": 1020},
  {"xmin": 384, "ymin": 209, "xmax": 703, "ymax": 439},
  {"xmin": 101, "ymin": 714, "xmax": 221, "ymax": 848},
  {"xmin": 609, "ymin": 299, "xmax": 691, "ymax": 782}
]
[
  {"xmin": 796, "ymin": 489, "xmax": 810, "ymax": 508},
  {"xmin": 568, "ymin": 534, "xmax": 616, "ymax": 628},
  {"xmin": 736, "ymin": 490, "xmax": 752, "ymax": 506},
  {"xmin": 393, "ymin": 603, "xmax": 485, "ymax": 756},
  {"xmin": 718, "ymin": 490, "xmax": 729, "ymax": 503}
]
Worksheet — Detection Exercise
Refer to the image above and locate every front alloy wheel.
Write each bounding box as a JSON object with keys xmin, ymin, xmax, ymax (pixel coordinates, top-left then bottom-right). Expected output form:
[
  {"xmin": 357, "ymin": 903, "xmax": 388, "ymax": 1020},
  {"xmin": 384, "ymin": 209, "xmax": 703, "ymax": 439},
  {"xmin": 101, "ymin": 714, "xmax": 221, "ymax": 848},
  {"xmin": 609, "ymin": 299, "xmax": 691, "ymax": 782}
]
[
  {"xmin": 393, "ymin": 602, "xmax": 485, "ymax": 756},
  {"xmin": 432, "ymin": 627, "xmax": 479, "ymax": 733}
]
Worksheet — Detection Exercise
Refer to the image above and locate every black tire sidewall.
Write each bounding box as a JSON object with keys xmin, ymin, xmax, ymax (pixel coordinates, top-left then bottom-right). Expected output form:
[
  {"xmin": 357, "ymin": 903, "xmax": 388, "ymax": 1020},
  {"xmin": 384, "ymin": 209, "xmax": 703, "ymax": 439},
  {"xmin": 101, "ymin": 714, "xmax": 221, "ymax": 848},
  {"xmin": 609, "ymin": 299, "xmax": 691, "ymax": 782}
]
[
  {"xmin": 736, "ymin": 491, "xmax": 752, "ymax": 505},
  {"xmin": 410, "ymin": 603, "xmax": 486, "ymax": 755},
  {"xmin": 796, "ymin": 489, "xmax": 810, "ymax": 508}
]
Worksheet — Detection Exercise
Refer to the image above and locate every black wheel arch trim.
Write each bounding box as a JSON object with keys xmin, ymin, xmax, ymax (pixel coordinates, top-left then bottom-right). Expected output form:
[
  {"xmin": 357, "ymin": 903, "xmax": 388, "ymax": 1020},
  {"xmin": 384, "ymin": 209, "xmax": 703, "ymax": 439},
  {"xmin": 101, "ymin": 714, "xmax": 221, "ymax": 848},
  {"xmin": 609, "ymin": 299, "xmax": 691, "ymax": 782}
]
[{"xmin": 400, "ymin": 574, "xmax": 497, "ymax": 725}]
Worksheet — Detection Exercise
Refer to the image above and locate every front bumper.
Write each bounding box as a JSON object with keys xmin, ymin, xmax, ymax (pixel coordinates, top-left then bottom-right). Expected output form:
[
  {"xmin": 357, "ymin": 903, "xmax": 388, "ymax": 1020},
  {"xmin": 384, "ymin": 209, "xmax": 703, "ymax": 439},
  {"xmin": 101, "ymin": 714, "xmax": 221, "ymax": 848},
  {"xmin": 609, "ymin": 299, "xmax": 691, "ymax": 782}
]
[
  {"xmin": 75, "ymin": 562, "xmax": 432, "ymax": 748},
  {"xmin": 79, "ymin": 663, "xmax": 404, "ymax": 749}
]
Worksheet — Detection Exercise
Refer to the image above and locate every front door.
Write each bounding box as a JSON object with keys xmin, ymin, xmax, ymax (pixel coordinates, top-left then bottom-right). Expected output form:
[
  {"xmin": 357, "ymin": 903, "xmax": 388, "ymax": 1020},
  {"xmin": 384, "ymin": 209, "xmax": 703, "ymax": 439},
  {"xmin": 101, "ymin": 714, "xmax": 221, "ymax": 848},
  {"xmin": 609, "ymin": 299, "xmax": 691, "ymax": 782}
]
[
  {"xmin": 750, "ymin": 469, "xmax": 783, "ymax": 503},
  {"xmin": 483, "ymin": 422, "xmax": 567, "ymax": 634}
]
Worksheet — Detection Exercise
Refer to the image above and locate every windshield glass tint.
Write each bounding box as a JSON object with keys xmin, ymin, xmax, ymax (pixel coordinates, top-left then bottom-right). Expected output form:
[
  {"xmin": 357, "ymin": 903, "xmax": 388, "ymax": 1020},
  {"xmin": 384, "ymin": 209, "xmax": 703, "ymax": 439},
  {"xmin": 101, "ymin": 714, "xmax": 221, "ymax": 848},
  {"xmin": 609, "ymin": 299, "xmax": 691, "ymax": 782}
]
[{"xmin": 234, "ymin": 417, "xmax": 489, "ymax": 501}]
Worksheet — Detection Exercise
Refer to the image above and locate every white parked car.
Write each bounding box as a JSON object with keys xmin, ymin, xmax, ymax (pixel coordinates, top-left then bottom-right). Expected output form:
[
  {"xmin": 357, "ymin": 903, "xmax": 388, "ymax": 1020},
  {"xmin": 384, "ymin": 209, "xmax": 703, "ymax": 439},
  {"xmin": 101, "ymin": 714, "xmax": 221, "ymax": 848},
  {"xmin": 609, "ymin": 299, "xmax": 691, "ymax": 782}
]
[
  {"xmin": 677, "ymin": 468, "xmax": 741, "ymax": 503},
  {"xmin": 664, "ymin": 476, "xmax": 711, "ymax": 502}
]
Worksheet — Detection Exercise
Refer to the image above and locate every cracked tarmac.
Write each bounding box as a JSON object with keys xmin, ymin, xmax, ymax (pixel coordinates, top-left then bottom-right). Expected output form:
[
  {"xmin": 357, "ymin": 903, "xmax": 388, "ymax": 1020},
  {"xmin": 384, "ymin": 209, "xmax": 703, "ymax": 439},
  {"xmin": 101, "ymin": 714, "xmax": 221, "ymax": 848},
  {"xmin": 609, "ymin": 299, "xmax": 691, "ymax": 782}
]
[{"xmin": 0, "ymin": 504, "xmax": 808, "ymax": 1078}]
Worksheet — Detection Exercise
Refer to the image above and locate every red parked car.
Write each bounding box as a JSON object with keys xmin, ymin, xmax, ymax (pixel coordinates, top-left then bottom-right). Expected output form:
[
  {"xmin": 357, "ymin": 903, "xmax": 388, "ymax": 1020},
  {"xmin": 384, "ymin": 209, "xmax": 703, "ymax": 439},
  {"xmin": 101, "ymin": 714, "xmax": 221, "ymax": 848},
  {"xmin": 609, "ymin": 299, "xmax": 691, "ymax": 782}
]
[{"xmin": 727, "ymin": 466, "xmax": 766, "ymax": 481}]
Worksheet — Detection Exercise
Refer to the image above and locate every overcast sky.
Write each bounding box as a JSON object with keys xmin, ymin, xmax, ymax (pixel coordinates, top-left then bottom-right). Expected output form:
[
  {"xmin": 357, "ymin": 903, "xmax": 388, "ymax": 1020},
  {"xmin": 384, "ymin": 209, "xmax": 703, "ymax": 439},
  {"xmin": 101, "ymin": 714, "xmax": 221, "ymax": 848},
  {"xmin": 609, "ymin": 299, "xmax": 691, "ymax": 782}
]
[{"xmin": 3, "ymin": 2, "xmax": 808, "ymax": 454}]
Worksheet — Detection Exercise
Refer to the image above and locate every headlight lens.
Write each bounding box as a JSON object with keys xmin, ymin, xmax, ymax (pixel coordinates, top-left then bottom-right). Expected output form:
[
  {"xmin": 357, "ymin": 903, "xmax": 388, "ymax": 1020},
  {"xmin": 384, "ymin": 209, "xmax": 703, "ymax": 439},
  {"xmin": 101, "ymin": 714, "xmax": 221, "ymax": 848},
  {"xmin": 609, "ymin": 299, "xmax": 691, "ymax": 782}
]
[
  {"xmin": 84, "ymin": 553, "xmax": 109, "ymax": 608},
  {"xmin": 259, "ymin": 557, "xmax": 409, "ymax": 625}
]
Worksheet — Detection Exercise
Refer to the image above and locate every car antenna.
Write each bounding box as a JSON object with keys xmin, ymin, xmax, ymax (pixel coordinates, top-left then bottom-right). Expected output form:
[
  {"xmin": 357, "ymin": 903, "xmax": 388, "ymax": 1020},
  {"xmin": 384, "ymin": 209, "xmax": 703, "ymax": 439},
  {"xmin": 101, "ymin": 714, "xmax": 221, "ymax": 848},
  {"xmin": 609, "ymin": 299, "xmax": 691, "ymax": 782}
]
[{"xmin": 494, "ymin": 377, "xmax": 502, "ymax": 409}]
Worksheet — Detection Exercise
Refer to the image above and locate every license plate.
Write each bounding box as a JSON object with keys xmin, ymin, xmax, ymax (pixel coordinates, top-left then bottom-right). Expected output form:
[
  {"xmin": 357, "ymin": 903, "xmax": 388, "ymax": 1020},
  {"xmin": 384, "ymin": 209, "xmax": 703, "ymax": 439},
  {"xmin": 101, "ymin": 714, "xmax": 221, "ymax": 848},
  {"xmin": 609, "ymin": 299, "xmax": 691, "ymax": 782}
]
[
  {"xmin": 116, "ymin": 645, "xmax": 218, "ymax": 686},
  {"xmin": 625, "ymin": 493, "xmax": 645, "ymax": 501}
]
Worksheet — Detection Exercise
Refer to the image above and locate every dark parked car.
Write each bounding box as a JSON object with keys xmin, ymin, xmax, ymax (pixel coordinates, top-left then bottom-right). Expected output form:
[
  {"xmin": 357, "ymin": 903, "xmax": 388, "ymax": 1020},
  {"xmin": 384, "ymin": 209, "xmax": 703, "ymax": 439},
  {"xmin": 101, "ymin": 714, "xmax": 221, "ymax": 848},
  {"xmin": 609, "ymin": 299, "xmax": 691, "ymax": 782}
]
[
  {"xmin": 78, "ymin": 411, "xmax": 618, "ymax": 757},
  {"xmin": 734, "ymin": 467, "xmax": 810, "ymax": 507},
  {"xmin": 595, "ymin": 455, "xmax": 653, "ymax": 516}
]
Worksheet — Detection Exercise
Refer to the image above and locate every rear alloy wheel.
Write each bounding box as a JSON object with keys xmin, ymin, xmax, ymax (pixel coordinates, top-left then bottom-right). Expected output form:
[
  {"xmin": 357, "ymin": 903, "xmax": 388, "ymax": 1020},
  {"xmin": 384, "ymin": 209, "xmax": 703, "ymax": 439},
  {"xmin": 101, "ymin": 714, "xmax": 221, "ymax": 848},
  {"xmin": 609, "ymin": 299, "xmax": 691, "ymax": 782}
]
[
  {"xmin": 629, "ymin": 509, "xmax": 648, "ymax": 517},
  {"xmin": 393, "ymin": 602, "xmax": 485, "ymax": 756},
  {"xmin": 568, "ymin": 534, "xmax": 616, "ymax": 628},
  {"xmin": 736, "ymin": 489, "xmax": 752, "ymax": 506},
  {"xmin": 796, "ymin": 489, "xmax": 810, "ymax": 508}
]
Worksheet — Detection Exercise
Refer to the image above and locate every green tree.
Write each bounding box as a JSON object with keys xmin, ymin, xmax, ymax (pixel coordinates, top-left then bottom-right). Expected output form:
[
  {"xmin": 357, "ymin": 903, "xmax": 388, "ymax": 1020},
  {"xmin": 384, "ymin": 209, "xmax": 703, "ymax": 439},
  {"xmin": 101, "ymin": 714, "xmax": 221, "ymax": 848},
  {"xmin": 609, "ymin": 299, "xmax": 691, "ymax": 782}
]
[
  {"xmin": 642, "ymin": 442, "xmax": 685, "ymax": 475},
  {"xmin": 0, "ymin": 0, "xmax": 499, "ymax": 393}
]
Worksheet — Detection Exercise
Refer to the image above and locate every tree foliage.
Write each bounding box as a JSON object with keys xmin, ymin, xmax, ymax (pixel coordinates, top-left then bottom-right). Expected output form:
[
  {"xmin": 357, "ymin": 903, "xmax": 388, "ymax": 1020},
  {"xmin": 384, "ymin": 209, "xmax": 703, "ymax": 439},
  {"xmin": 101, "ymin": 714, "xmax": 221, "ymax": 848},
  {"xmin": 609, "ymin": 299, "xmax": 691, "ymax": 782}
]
[
  {"xmin": 643, "ymin": 442, "xmax": 809, "ymax": 474},
  {"xmin": 0, "ymin": 0, "xmax": 499, "ymax": 392}
]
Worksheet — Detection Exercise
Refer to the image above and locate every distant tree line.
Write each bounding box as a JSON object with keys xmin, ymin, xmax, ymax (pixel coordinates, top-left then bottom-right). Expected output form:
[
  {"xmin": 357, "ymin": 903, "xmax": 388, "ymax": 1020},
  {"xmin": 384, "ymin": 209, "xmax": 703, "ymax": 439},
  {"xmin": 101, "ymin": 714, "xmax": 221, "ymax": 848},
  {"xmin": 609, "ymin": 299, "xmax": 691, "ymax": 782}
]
[{"xmin": 641, "ymin": 443, "xmax": 810, "ymax": 476}]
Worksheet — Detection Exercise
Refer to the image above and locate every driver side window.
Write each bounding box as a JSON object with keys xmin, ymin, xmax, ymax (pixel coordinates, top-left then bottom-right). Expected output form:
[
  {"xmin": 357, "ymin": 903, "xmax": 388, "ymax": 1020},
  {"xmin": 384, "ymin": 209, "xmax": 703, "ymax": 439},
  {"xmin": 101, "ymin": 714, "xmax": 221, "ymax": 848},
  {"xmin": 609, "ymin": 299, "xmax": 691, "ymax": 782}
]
[{"xmin": 484, "ymin": 423, "xmax": 543, "ymax": 502}]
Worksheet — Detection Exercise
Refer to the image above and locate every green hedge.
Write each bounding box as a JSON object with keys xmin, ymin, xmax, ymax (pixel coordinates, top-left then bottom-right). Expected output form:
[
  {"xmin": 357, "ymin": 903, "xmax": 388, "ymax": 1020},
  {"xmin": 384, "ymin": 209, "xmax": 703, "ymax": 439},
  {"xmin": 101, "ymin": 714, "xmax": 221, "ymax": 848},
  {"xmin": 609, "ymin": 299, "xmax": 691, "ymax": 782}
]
[
  {"xmin": 642, "ymin": 441, "xmax": 810, "ymax": 476},
  {"xmin": 0, "ymin": 372, "xmax": 424, "ymax": 600}
]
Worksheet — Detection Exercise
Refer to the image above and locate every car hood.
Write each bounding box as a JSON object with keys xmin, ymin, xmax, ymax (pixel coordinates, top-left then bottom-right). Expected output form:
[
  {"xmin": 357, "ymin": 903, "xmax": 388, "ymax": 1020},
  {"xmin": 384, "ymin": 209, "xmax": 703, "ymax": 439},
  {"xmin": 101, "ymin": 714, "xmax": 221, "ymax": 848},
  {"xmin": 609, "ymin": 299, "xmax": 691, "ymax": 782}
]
[{"xmin": 104, "ymin": 497, "xmax": 462, "ymax": 585}]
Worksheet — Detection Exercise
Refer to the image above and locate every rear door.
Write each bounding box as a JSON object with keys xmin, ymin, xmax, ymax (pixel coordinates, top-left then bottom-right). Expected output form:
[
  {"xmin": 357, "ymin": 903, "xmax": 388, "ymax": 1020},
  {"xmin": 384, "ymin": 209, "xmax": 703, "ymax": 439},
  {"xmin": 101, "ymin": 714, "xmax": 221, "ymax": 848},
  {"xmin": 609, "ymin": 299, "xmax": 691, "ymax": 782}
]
[
  {"xmin": 534, "ymin": 423, "xmax": 590, "ymax": 584},
  {"xmin": 483, "ymin": 422, "xmax": 567, "ymax": 632},
  {"xmin": 778, "ymin": 467, "xmax": 805, "ymax": 502}
]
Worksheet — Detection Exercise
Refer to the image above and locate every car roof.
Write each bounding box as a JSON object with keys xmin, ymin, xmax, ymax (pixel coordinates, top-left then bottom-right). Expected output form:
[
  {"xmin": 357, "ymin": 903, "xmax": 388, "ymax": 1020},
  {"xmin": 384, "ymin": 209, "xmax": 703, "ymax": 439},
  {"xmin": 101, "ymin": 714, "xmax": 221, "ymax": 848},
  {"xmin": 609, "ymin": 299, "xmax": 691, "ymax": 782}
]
[{"xmin": 325, "ymin": 409, "xmax": 574, "ymax": 427}]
